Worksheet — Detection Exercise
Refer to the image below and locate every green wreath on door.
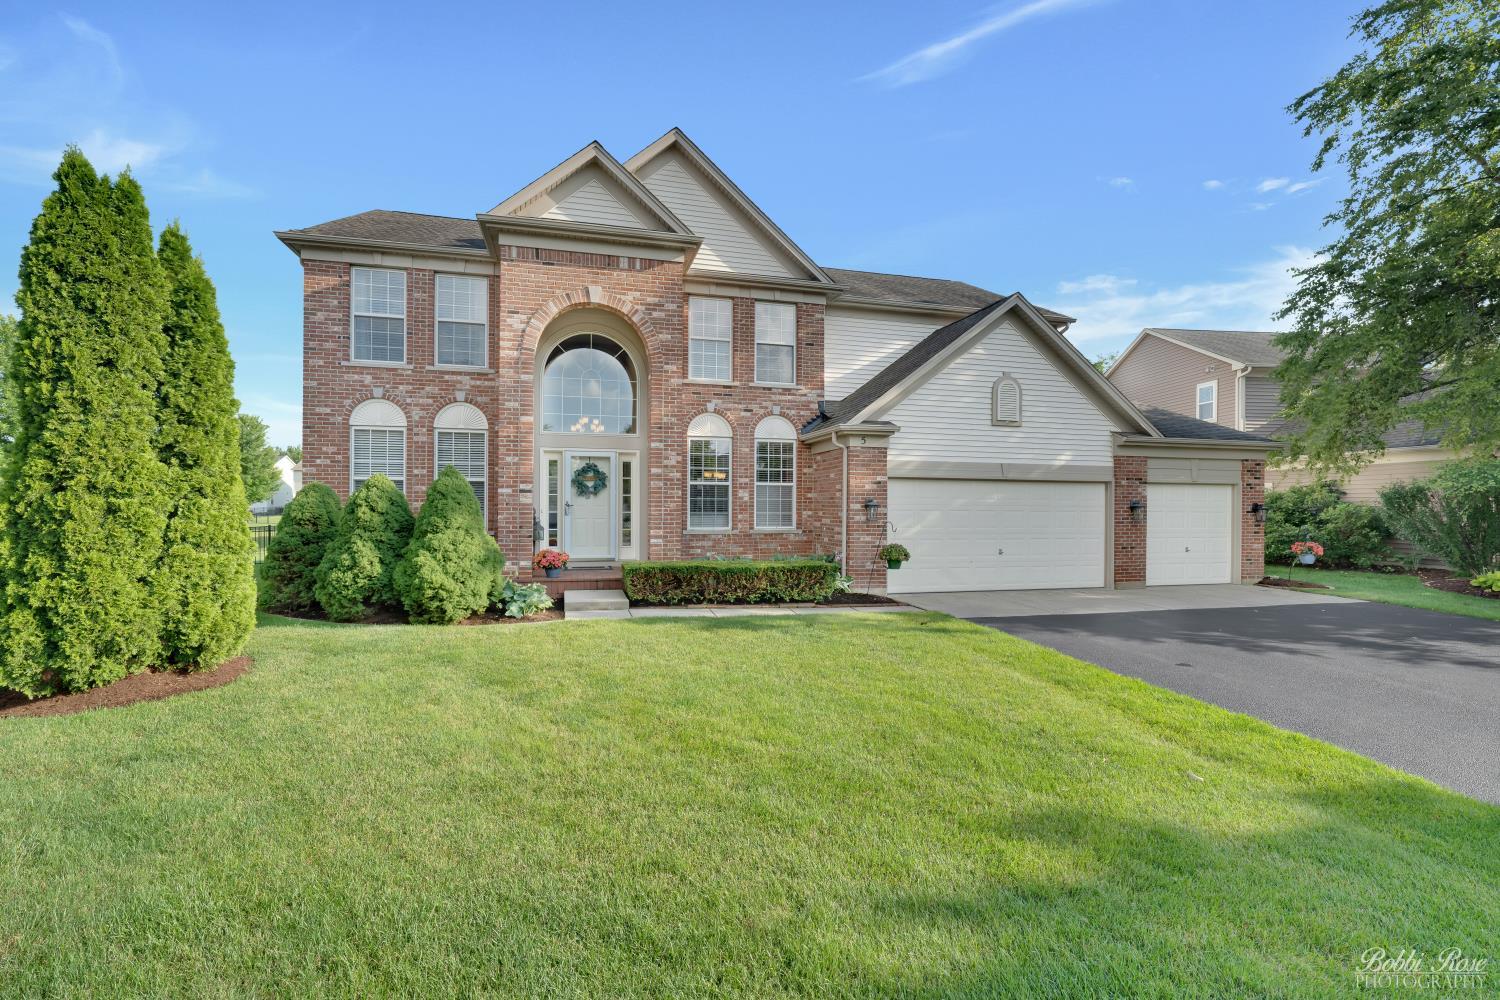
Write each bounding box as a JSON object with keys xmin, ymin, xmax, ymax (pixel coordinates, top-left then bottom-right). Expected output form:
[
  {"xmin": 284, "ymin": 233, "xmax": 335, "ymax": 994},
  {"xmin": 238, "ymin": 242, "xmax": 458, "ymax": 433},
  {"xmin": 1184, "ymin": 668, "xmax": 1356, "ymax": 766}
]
[{"xmin": 571, "ymin": 461, "xmax": 609, "ymax": 498}]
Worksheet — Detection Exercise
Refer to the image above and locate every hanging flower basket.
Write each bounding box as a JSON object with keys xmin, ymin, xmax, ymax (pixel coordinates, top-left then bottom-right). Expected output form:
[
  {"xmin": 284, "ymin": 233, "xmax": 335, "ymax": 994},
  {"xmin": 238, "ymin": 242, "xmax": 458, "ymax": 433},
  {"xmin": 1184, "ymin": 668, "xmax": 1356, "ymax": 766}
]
[
  {"xmin": 1291, "ymin": 540, "xmax": 1324, "ymax": 566},
  {"xmin": 879, "ymin": 543, "xmax": 911, "ymax": 570}
]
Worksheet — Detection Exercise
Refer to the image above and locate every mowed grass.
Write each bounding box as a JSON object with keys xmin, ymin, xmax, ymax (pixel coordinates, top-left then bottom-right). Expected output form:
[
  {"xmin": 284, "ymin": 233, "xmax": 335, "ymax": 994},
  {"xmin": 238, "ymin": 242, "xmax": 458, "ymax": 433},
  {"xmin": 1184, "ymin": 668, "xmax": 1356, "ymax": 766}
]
[
  {"xmin": 1268, "ymin": 565, "xmax": 1500, "ymax": 622},
  {"xmin": 1, "ymin": 613, "xmax": 1495, "ymax": 998}
]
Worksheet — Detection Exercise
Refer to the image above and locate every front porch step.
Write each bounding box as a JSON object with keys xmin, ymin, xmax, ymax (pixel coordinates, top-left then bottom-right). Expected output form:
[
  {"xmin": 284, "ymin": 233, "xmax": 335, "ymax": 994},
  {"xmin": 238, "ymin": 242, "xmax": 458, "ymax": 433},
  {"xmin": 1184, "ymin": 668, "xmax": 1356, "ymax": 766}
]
[
  {"xmin": 565, "ymin": 588, "xmax": 629, "ymax": 614},
  {"xmin": 527, "ymin": 565, "xmax": 623, "ymax": 601}
]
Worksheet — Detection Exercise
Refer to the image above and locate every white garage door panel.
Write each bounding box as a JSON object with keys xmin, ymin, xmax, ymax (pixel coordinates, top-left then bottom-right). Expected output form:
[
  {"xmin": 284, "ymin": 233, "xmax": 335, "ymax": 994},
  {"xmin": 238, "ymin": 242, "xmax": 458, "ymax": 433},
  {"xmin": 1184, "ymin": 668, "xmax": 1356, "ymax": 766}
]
[
  {"xmin": 889, "ymin": 480, "xmax": 1106, "ymax": 593},
  {"xmin": 1146, "ymin": 484, "xmax": 1232, "ymax": 585}
]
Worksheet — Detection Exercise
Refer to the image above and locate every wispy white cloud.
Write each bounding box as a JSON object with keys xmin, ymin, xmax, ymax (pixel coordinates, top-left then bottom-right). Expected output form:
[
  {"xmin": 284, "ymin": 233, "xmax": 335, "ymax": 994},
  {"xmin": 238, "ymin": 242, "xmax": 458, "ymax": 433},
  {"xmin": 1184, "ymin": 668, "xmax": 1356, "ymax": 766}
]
[
  {"xmin": 1284, "ymin": 179, "xmax": 1321, "ymax": 194},
  {"xmin": 862, "ymin": 0, "xmax": 1105, "ymax": 86},
  {"xmin": 1104, "ymin": 176, "xmax": 1133, "ymax": 188},
  {"xmin": 1202, "ymin": 179, "xmax": 1225, "ymax": 190},
  {"xmin": 59, "ymin": 14, "xmax": 123, "ymax": 89},
  {"xmin": 1052, "ymin": 245, "xmax": 1315, "ymax": 346},
  {"xmin": 1256, "ymin": 177, "xmax": 1290, "ymax": 193}
]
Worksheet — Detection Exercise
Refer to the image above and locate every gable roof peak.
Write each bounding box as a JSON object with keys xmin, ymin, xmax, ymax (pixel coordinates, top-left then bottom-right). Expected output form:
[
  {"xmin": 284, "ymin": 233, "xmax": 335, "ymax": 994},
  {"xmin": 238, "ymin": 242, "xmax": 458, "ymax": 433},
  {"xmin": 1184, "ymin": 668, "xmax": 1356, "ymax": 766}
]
[{"xmin": 486, "ymin": 140, "xmax": 694, "ymax": 237}]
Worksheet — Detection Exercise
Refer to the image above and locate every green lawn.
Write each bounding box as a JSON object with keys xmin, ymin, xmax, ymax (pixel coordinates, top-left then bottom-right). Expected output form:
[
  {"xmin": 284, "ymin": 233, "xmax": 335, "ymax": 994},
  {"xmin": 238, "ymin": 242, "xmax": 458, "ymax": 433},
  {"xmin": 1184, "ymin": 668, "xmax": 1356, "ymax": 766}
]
[
  {"xmin": 2, "ymin": 613, "xmax": 1495, "ymax": 997},
  {"xmin": 1266, "ymin": 564, "xmax": 1500, "ymax": 622}
]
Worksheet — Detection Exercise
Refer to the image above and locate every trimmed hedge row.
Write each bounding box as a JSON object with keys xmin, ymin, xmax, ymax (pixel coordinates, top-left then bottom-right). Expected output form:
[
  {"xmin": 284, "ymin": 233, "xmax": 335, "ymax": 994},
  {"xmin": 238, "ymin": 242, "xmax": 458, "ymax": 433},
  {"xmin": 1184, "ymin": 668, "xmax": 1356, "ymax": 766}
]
[{"xmin": 622, "ymin": 559, "xmax": 838, "ymax": 605}]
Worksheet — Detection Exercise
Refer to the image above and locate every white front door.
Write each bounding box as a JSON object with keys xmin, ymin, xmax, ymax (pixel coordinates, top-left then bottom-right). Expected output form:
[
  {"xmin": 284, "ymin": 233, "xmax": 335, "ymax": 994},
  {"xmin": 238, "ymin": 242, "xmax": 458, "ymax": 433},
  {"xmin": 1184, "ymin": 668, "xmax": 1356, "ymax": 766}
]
[
  {"xmin": 1146, "ymin": 484, "xmax": 1233, "ymax": 585},
  {"xmin": 888, "ymin": 479, "xmax": 1107, "ymax": 593},
  {"xmin": 564, "ymin": 453, "xmax": 614, "ymax": 560}
]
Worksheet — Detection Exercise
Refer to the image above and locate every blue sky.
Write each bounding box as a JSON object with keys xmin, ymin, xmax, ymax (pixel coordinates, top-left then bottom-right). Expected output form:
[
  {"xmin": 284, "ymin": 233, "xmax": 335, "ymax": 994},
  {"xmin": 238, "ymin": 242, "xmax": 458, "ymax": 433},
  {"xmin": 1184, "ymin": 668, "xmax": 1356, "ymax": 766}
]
[{"xmin": 0, "ymin": 1, "xmax": 1363, "ymax": 446}]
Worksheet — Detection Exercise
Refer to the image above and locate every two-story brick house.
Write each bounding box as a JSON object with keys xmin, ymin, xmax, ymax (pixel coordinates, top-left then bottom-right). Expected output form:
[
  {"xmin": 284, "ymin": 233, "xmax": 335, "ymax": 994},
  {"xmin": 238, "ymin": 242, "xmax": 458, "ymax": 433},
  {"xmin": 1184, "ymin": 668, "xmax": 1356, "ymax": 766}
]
[{"xmin": 279, "ymin": 130, "xmax": 1273, "ymax": 594}]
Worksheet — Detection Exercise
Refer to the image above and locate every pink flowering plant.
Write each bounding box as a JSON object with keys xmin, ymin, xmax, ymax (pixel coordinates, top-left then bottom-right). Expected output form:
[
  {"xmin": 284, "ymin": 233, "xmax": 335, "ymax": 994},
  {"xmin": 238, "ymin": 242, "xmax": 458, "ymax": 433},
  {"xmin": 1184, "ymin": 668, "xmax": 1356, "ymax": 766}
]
[
  {"xmin": 1290, "ymin": 541, "xmax": 1325, "ymax": 557},
  {"xmin": 532, "ymin": 549, "xmax": 569, "ymax": 571}
]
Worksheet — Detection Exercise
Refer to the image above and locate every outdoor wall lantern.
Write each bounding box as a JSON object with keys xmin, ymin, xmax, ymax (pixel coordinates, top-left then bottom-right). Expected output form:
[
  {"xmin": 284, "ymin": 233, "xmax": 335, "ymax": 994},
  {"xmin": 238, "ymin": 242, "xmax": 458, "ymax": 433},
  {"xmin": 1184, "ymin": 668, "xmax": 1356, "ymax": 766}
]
[
  {"xmin": 863, "ymin": 497, "xmax": 881, "ymax": 523},
  {"xmin": 1249, "ymin": 501, "xmax": 1266, "ymax": 524},
  {"xmin": 1128, "ymin": 499, "xmax": 1145, "ymax": 523}
]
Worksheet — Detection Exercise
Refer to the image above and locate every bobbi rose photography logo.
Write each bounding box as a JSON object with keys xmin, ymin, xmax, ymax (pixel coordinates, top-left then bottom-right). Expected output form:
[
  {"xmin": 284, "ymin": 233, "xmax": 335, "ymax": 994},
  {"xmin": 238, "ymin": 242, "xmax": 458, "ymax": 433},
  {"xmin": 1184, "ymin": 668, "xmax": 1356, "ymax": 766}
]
[{"xmin": 1356, "ymin": 947, "xmax": 1488, "ymax": 990}]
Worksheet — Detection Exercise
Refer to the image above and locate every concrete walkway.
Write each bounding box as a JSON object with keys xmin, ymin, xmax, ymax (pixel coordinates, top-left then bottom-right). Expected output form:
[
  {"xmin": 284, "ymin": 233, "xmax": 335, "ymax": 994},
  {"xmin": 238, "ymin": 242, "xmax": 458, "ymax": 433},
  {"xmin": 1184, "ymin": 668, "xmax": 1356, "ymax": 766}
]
[{"xmin": 893, "ymin": 583, "xmax": 1354, "ymax": 619}]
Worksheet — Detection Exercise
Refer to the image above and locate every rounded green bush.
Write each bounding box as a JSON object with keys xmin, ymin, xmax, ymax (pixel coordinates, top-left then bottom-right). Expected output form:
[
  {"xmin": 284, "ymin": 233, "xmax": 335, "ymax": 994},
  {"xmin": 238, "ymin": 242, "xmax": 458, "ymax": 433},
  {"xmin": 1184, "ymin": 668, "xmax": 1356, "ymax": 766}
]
[
  {"xmin": 314, "ymin": 475, "xmax": 413, "ymax": 621},
  {"xmin": 393, "ymin": 466, "xmax": 505, "ymax": 624},
  {"xmin": 259, "ymin": 482, "xmax": 342, "ymax": 613}
]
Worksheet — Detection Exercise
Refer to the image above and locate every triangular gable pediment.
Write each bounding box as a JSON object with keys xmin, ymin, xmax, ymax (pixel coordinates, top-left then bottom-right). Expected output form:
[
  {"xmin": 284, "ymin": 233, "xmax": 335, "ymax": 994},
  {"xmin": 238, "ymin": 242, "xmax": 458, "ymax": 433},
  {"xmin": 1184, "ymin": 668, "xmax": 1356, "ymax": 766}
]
[
  {"xmin": 624, "ymin": 129, "xmax": 834, "ymax": 286},
  {"xmin": 489, "ymin": 142, "xmax": 693, "ymax": 238}
]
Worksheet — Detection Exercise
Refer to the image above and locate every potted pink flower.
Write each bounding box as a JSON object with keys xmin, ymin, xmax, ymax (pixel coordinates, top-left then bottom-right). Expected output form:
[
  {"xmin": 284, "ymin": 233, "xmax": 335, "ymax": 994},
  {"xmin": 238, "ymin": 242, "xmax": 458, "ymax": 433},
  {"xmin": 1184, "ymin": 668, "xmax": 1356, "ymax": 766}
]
[
  {"xmin": 1290, "ymin": 540, "xmax": 1324, "ymax": 566},
  {"xmin": 533, "ymin": 549, "xmax": 570, "ymax": 579}
]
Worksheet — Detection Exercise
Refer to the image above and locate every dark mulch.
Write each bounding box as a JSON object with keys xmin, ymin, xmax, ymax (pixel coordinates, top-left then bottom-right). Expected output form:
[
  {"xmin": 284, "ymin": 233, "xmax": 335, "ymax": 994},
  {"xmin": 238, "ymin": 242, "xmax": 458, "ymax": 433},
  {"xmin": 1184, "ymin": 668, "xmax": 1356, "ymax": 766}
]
[
  {"xmin": 816, "ymin": 592, "xmax": 903, "ymax": 607},
  {"xmin": 1419, "ymin": 569, "xmax": 1500, "ymax": 601},
  {"xmin": 264, "ymin": 603, "xmax": 564, "ymax": 625},
  {"xmin": 1257, "ymin": 576, "xmax": 1332, "ymax": 591},
  {"xmin": 0, "ymin": 656, "xmax": 252, "ymax": 719}
]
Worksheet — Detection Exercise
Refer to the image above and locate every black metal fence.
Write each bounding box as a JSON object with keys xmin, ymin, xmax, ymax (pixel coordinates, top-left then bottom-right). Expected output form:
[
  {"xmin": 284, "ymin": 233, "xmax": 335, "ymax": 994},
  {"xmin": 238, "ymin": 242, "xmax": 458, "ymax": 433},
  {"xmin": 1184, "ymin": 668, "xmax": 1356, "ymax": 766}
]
[{"xmin": 250, "ymin": 523, "xmax": 276, "ymax": 564}]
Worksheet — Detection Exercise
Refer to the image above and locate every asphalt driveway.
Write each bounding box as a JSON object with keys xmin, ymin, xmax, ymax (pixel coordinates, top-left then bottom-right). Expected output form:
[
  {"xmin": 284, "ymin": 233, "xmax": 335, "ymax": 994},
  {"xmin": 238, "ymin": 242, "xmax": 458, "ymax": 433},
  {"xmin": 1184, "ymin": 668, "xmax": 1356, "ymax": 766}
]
[{"xmin": 914, "ymin": 591, "xmax": 1500, "ymax": 803}]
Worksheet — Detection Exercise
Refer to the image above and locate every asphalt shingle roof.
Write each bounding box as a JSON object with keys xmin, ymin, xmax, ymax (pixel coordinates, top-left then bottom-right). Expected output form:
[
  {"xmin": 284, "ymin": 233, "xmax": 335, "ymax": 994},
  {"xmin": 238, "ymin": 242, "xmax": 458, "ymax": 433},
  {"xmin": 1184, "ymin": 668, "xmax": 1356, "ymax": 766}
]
[
  {"xmin": 1146, "ymin": 328, "xmax": 1286, "ymax": 367},
  {"xmin": 1139, "ymin": 408, "xmax": 1276, "ymax": 443},
  {"xmin": 282, "ymin": 211, "xmax": 1072, "ymax": 318}
]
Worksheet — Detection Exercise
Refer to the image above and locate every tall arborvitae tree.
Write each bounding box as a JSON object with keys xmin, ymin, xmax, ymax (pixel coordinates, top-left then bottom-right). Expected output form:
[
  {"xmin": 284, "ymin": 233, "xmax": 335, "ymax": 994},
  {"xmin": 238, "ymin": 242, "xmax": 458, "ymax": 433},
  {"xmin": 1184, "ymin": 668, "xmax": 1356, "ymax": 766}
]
[
  {"xmin": 0, "ymin": 152, "xmax": 169, "ymax": 698},
  {"xmin": 152, "ymin": 224, "xmax": 256, "ymax": 668}
]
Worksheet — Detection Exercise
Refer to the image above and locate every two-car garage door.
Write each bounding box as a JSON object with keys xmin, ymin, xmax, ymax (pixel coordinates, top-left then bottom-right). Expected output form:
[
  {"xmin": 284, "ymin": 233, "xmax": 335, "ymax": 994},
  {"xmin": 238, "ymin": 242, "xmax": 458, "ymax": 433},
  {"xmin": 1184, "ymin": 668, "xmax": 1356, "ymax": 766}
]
[{"xmin": 888, "ymin": 480, "xmax": 1106, "ymax": 593}]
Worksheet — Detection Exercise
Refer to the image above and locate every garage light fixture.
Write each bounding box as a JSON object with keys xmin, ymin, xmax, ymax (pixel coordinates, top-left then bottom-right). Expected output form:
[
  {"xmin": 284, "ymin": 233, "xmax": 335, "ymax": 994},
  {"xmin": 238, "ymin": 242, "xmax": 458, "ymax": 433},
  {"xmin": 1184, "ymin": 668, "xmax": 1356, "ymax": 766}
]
[
  {"xmin": 863, "ymin": 497, "xmax": 881, "ymax": 523},
  {"xmin": 1128, "ymin": 499, "xmax": 1145, "ymax": 523},
  {"xmin": 1249, "ymin": 501, "xmax": 1266, "ymax": 524}
]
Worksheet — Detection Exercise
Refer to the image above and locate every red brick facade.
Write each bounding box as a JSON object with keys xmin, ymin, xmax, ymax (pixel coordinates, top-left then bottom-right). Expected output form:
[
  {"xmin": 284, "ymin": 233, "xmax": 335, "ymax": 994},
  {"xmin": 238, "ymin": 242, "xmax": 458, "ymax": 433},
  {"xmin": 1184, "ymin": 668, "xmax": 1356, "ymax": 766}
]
[
  {"xmin": 302, "ymin": 251, "xmax": 1264, "ymax": 592},
  {"xmin": 1113, "ymin": 456, "xmax": 1148, "ymax": 586}
]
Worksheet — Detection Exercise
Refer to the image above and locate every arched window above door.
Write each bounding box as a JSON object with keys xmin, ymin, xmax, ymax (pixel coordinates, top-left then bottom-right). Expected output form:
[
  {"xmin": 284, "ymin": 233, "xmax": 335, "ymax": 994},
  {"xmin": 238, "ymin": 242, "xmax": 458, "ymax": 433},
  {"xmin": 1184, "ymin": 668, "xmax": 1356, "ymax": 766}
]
[{"xmin": 541, "ymin": 333, "xmax": 637, "ymax": 435}]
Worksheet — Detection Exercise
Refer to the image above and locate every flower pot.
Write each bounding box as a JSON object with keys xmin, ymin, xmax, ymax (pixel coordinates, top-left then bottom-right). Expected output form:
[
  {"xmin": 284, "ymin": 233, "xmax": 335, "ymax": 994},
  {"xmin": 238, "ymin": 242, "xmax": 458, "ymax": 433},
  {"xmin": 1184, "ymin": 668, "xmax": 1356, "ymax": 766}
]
[
  {"xmin": 887, "ymin": 559, "xmax": 903, "ymax": 570},
  {"xmin": 545, "ymin": 567, "xmax": 563, "ymax": 579},
  {"xmin": 1299, "ymin": 553, "xmax": 1316, "ymax": 565}
]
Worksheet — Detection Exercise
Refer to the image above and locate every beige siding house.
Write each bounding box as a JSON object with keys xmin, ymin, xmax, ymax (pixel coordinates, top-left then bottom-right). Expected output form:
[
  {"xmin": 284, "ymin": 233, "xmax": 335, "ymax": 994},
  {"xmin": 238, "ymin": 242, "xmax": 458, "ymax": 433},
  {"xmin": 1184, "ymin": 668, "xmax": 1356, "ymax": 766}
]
[{"xmin": 1106, "ymin": 327, "xmax": 1460, "ymax": 503}]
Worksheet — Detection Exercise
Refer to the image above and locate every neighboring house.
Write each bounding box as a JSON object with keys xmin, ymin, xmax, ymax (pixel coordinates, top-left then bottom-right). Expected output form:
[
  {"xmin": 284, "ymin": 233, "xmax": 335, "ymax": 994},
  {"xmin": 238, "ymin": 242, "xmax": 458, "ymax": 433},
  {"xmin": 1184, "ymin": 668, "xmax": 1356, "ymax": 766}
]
[
  {"xmin": 277, "ymin": 129, "xmax": 1271, "ymax": 594},
  {"xmin": 251, "ymin": 455, "xmax": 303, "ymax": 514},
  {"xmin": 1106, "ymin": 327, "xmax": 1460, "ymax": 500}
]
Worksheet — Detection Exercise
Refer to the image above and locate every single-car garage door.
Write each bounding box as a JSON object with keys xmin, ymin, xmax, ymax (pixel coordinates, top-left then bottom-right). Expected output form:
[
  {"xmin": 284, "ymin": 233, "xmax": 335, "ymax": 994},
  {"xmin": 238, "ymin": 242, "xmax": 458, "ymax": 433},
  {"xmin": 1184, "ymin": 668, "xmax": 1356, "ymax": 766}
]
[
  {"xmin": 1146, "ymin": 483, "xmax": 1233, "ymax": 585},
  {"xmin": 888, "ymin": 479, "xmax": 1106, "ymax": 593}
]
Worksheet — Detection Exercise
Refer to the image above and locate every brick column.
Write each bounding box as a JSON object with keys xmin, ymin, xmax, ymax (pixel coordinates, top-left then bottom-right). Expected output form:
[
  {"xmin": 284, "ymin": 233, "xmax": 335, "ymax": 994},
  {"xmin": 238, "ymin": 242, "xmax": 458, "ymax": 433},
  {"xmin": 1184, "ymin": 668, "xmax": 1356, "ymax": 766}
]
[
  {"xmin": 844, "ymin": 442, "xmax": 889, "ymax": 594},
  {"xmin": 1240, "ymin": 458, "xmax": 1265, "ymax": 582},
  {"xmin": 1113, "ymin": 456, "xmax": 1147, "ymax": 587}
]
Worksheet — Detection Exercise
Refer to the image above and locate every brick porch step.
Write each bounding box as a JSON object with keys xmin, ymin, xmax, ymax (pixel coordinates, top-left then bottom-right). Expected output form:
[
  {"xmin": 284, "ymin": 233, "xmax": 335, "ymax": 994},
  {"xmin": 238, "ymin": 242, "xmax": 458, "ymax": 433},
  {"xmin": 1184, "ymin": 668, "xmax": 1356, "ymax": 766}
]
[
  {"xmin": 526, "ymin": 565, "xmax": 624, "ymax": 601},
  {"xmin": 565, "ymin": 588, "xmax": 629, "ymax": 613}
]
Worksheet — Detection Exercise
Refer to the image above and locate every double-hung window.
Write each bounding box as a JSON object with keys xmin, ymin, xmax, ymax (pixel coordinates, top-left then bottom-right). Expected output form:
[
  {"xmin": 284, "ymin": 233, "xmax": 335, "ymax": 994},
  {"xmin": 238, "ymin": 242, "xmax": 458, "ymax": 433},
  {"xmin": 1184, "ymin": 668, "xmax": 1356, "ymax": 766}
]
[
  {"xmin": 689, "ymin": 296, "xmax": 733, "ymax": 381},
  {"xmin": 350, "ymin": 399, "xmax": 407, "ymax": 494},
  {"xmin": 754, "ymin": 302, "xmax": 796, "ymax": 385},
  {"xmin": 754, "ymin": 417, "xmax": 796, "ymax": 529},
  {"xmin": 351, "ymin": 267, "xmax": 406, "ymax": 363},
  {"xmin": 687, "ymin": 413, "xmax": 732, "ymax": 530},
  {"xmin": 435, "ymin": 274, "xmax": 487, "ymax": 367},
  {"xmin": 1196, "ymin": 380, "xmax": 1217, "ymax": 422}
]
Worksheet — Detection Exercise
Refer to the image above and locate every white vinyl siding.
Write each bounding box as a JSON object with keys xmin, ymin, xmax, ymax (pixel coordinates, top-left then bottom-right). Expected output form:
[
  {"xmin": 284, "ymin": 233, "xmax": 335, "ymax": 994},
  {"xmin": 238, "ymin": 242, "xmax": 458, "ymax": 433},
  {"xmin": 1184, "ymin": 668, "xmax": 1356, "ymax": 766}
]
[
  {"xmin": 823, "ymin": 309, "xmax": 940, "ymax": 399},
  {"xmin": 754, "ymin": 301, "xmax": 796, "ymax": 385},
  {"xmin": 889, "ymin": 480, "xmax": 1106, "ymax": 592},
  {"xmin": 541, "ymin": 176, "xmax": 646, "ymax": 229},
  {"xmin": 351, "ymin": 428, "xmax": 405, "ymax": 495},
  {"xmin": 688, "ymin": 296, "xmax": 733, "ymax": 381},
  {"xmin": 435, "ymin": 274, "xmax": 487, "ymax": 367},
  {"xmin": 636, "ymin": 154, "xmax": 793, "ymax": 277},
  {"xmin": 351, "ymin": 267, "xmax": 406, "ymax": 363},
  {"xmin": 1196, "ymin": 381, "xmax": 1217, "ymax": 422},
  {"xmin": 887, "ymin": 318, "xmax": 1119, "ymax": 466},
  {"xmin": 436, "ymin": 430, "xmax": 486, "ymax": 513}
]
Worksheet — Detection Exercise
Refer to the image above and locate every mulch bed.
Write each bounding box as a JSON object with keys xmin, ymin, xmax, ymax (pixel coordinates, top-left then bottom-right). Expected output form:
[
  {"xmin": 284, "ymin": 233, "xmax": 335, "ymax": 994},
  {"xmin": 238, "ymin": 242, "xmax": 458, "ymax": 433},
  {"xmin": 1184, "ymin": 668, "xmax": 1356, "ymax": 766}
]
[
  {"xmin": 816, "ymin": 592, "xmax": 903, "ymax": 607},
  {"xmin": 1419, "ymin": 569, "xmax": 1500, "ymax": 601},
  {"xmin": 630, "ymin": 593, "xmax": 907, "ymax": 610},
  {"xmin": 1257, "ymin": 576, "xmax": 1331, "ymax": 591},
  {"xmin": 264, "ymin": 604, "xmax": 564, "ymax": 625},
  {"xmin": 0, "ymin": 656, "xmax": 252, "ymax": 719}
]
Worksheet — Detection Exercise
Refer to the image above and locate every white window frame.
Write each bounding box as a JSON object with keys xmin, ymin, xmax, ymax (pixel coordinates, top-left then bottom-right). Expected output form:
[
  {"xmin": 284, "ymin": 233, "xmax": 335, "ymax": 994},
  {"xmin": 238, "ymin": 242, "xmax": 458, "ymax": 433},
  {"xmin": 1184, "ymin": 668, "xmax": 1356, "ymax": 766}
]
[
  {"xmin": 753, "ymin": 416, "xmax": 797, "ymax": 531},
  {"xmin": 688, "ymin": 296, "xmax": 733, "ymax": 382},
  {"xmin": 349, "ymin": 398, "xmax": 407, "ymax": 496},
  {"xmin": 1196, "ymin": 380, "xmax": 1218, "ymax": 422},
  {"xmin": 687, "ymin": 412, "xmax": 732, "ymax": 532},
  {"xmin": 350, "ymin": 267, "xmax": 407, "ymax": 364},
  {"xmin": 434, "ymin": 402, "xmax": 489, "ymax": 516},
  {"xmin": 754, "ymin": 301, "xmax": 797, "ymax": 386},
  {"xmin": 434, "ymin": 274, "xmax": 488, "ymax": 369}
]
